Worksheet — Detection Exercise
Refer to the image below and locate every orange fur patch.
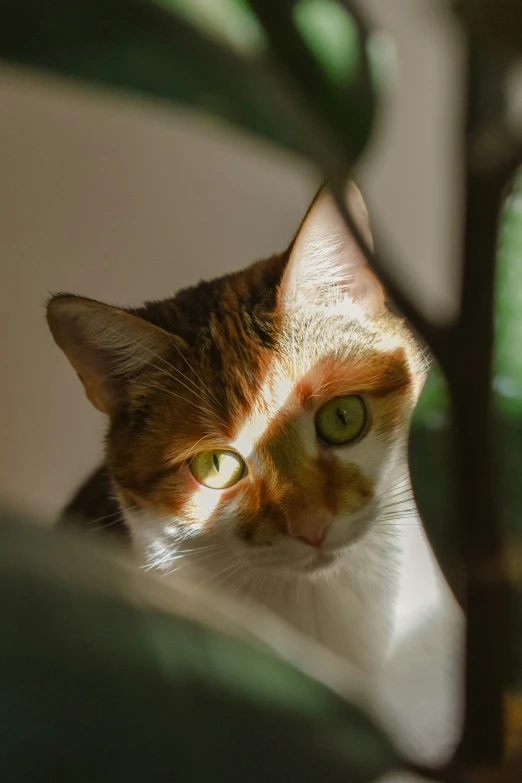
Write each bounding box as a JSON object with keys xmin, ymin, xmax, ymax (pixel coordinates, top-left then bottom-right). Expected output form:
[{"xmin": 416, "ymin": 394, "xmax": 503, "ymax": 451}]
[{"xmin": 91, "ymin": 255, "xmax": 422, "ymax": 547}]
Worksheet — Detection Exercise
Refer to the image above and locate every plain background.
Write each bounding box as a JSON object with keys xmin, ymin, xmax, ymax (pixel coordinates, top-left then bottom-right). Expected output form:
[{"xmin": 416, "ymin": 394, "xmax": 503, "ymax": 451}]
[{"xmin": 0, "ymin": 0, "xmax": 462, "ymax": 521}]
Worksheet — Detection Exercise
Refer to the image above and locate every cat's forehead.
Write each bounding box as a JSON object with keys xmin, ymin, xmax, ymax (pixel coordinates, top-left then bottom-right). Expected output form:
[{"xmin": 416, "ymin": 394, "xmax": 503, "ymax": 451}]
[
  {"xmin": 136, "ymin": 284, "xmax": 424, "ymax": 464},
  {"xmin": 226, "ymin": 306, "xmax": 418, "ymax": 453},
  {"xmin": 191, "ymin": 304, "xmax": 377, "ymax": 410}
]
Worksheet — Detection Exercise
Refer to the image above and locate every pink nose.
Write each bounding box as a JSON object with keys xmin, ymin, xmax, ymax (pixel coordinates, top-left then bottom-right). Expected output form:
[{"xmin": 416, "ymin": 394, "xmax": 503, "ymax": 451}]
[
  {"xmin": 286, "ymin": 511, "xmax": 332, "ymax": 548},
  {"xmin": 296, "ymin": 531, "xmax": 326, "ymax": 548}
]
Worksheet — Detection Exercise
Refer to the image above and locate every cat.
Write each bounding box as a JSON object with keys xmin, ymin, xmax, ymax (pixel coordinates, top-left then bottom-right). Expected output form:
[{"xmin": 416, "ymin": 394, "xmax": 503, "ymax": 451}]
[{"xmin": 47, "ymin": 181, "xmax": 463, "ymax": 765}]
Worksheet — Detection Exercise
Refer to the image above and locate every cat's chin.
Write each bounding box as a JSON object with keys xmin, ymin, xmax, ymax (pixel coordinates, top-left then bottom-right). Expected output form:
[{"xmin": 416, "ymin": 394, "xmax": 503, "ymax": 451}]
[
  {"xmin": 265, "ymin": 519, "xmax": 374, "ymax": 579},
  {"xmin": 251, "ymin": 548, "xmax": 346, "ymax": 580},
  {"xmin": 294, "ymin": 550, "xmax": 343, "ymax": 577}
]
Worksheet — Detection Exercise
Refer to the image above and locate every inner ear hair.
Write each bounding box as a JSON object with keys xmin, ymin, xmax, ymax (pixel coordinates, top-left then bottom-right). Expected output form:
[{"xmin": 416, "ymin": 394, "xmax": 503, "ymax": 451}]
[
  {"xmin": 47, "ymin": 293, "xmax": 179, "ymax": 416},
  {"xmin": 278, "ymin": 180, "xmax": 385, "ymax": 315}
]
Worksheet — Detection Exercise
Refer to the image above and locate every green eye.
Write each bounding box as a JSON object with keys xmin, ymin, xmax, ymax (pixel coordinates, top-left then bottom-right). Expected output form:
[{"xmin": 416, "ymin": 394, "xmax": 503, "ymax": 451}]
[
  {"xmin": 190, "ymin": 450, "xmax": 245, "ymax": 489},
  {"xmin": 315, "ymin": 395, "xmax": 367, "ymax": 446}
]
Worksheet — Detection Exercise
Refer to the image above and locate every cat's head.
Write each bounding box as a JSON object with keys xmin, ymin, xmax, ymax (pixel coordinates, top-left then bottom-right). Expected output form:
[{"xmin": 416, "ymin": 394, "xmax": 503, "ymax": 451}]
[{"xmin": 47, "ymin": 183, "xmax": 426, "ymax": 580}]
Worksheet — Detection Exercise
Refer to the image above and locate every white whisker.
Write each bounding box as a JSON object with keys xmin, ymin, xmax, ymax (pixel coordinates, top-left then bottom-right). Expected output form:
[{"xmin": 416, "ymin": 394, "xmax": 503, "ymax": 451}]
[{"xmin": 131, "ymin": 379, "xmax": 226, "ymax": 427}]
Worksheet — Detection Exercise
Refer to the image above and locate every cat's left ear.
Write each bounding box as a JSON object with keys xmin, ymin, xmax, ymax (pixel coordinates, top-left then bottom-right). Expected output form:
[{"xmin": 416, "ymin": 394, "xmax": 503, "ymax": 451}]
[
  {"xmin": 278, "ymin": 181, "xmax": 385, "ymax": 314},
  {"xmin": 46, "ymin": 294, "xmax": 180, "ymax": 416}
]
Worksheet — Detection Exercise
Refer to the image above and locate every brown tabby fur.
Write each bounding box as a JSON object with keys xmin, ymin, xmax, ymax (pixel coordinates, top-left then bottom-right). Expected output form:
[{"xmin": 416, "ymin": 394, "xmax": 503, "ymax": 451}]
[
  {"xmin": 49, "ymin": 183, "xmax": 424, "ymax": 568},
  {"xmin": 48, "ymin": 185, "xmax": 467, "ymax": 769},
  {"xmin": 58, "ymin": 253, "xmax": 288, "ymax": 536}
]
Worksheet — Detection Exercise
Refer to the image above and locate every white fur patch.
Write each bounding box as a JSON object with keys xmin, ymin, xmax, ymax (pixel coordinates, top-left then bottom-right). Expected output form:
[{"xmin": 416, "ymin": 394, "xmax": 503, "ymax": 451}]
[{"xmin": 118, "ymin": 297, "xmax": 456, "ymax": 767}]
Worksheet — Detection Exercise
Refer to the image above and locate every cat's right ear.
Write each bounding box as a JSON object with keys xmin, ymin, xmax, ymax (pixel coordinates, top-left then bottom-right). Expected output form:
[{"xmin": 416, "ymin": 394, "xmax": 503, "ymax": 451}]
[
  {"xmin": 47, "ymin": 294, "xmax": 180, "ymax": 416},
  {"xmin": 277, "ymin": 181, "xmax": 385, "ymax": 314}
]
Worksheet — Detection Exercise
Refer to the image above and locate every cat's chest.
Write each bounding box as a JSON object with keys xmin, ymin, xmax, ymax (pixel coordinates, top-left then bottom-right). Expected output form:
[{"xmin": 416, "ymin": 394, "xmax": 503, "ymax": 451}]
[
  {"xmin": 248, "ymin": 564, "xmax": 395, "ymax": 672},
  {"xmin": 243, "ymin": 526, "xmax": 464, "ymax": 766}
]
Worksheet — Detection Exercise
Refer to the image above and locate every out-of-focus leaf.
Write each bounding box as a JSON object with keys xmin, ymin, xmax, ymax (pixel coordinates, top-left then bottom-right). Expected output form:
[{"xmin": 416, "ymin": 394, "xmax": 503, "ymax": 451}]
[
  {"xmin": 410, "ymin": 368, "xmax": 457, "ymax": 597},
  {"xmin": 410, "ymin": 170, "xmax": 522, "ymax": 642},
  {"xmin": 161, "ymin": 0, "xmax": 267, "ymax": 56},
  {"xmin": 0, "ymin": 0, "xmax": 379, "ymax": 173},
  {"xmin": 0, "ymin": 0, "xmax": 315, "ymax": 161},
  {"xmin": 293, "ymin": 0, "xmax": 360, "ymax": 85},
  {"xmin": 246, "ymin": 0, "xmax": 377, "ymax": 169},
  {"xmin": 0, "ymin": 507, "xmax": 399, "ymax": 783},
  {"xmin": 495, "ymin": 171, "xmax": 522, "ymax": 689},
  {"xmin": 495, "ymin": 173, "xmax": 522, "ymax": 422}
]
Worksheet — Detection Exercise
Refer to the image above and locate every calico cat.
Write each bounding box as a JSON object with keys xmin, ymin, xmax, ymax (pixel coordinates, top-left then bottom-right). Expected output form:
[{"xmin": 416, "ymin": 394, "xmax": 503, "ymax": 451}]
[{"xmin": 48, "ymin": 182, "xmax": 462, "ymax": 761}]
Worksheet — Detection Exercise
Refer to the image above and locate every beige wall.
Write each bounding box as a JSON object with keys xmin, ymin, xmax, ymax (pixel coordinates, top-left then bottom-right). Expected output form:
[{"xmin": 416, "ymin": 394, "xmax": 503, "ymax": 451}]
[{"xmin": 0, "ymin": 0, "xmax": 461, "ymax": 522}]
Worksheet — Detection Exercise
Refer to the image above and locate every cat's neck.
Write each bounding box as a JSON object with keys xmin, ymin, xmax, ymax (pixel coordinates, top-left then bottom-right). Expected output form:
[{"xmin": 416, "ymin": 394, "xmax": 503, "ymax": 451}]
[
  {"xmin": 125, "ymin": 503, "xmax": 463, "ymax": 764},
  {"xmin": 196, "ymin": 519, "xmax": 452, "ymax": 674},
  {"xmin": 124, "ymin": 503, "xmax": 452, "ymax": 674},
  {"xmin": 242, "ymin": 532, "xmax": 399, "ymax": 671}
]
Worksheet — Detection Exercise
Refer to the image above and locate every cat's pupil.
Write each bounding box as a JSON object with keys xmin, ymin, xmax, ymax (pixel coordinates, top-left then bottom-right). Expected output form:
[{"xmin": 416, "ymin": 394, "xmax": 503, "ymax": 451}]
[
  {"xmin": 337, "ymin": 408, "xmax": 348, "ymax": 426},
  {"xmin": 213, "ymin": 453, "xmax": 220, "ymax": 472}
]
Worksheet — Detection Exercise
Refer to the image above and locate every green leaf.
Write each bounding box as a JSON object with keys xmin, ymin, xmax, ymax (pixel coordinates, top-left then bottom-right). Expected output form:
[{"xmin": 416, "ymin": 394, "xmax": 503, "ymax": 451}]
[
  {"xmin": 245, "ymin": 0, "xmax": 377, "ymax": 169},
  {"xmin": 0, "ymin": 0, "xmax": 378, "ymax": 171},
  {"xmin": 495, "ymin": 174, "xmax": 522, "ymax": 420},
  {"xmin": 0, "ymin": 507, "xmax": 399, "ymax": 782},
  {"xmin": 293, "ymin": 0, "xmax": 361, "ymax": 86},
  {"xmin": 159, "ymin": 0, "xmax": 267, "ymax": 56},
  {"xmin": 410, "ymin": 170, "xmax": 522, "ymax": 626},
  {"xmin": 410, "ymin": 368, "xmax": 457, "ymax": 597},
  {"xmin": 495, "ymin": 171, "xmax": 522, "ymax": 688}
]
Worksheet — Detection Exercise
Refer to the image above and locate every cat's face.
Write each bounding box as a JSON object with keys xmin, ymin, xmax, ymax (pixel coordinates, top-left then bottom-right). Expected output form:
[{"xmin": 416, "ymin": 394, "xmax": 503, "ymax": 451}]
[{"xmin": 48, "ymin": 183, "xmax": 426, "ymax": 580}]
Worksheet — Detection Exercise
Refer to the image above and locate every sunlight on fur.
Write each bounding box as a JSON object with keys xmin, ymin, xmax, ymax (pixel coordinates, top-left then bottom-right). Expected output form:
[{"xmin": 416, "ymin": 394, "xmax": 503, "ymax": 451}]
[{"xmin": 47, "ymin": 181, "xmax": 464, "ymax": 768}]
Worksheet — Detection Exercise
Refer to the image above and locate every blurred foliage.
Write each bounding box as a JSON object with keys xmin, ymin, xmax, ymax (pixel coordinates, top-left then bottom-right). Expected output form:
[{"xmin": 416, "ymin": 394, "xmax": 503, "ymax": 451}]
[
  {"xmin": 0, "ymin": 0, "xmax": 517, "ymax": 534},
  {"xmin": 0, "ymin": 0, "xmax": 389, "ymax": 173},
  {"xmin": 493, "ymin": 172, "xmax": 522, "ymax": 687},
  {"xmin": 412, "ymin": 170, "xmax": 522, "ymax": 544},
  {"xmin": 0, "ymin": 0, "xmax": 521, "ymax": 746},
  {"xmin": 0, "ymin": 510, "xmax": 399, "ymax": 782},
  {"xmin": 496, "ymin": 174, "xmax": 522, "ymax": 540},
  {"xmin": 410, "ymin": 370, "xmax": 453, "ymax": 578},
  {"xmin": 411, "ymin": 169, "xmax": 522, "ymax": 684}
]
